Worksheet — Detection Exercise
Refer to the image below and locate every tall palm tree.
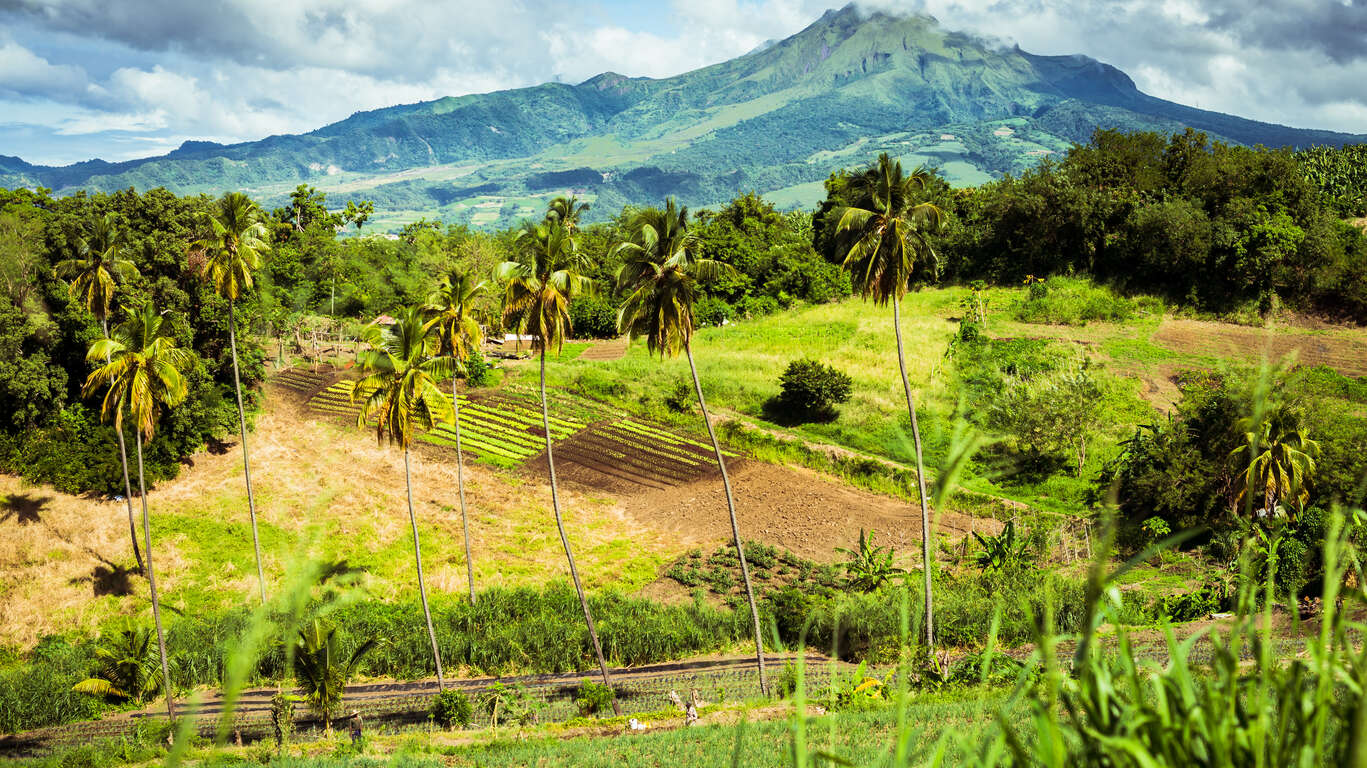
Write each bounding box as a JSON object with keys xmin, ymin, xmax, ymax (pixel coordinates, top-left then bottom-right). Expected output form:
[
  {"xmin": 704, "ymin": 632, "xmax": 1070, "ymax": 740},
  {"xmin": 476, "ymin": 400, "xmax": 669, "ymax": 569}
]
[
  {"xmin": 55, "ymin": 214, "xmax": 144, "ymax": 573},
  {"xmin": 834, "ymin": 153, "xmax": 946, "ymax": 651},
  {"xmin": 82, "ymin": 304, "xmax": 192, "ymax": 722},
  {"xmin": 425, "ymin": 268, "xmax": 487, "ymax": 604},
  {"xmin": 1231, "ymin": 411, "xmax": 1321, "ymax": 517},
  {"xmin": 615, "ymin": 198, "xmax": 768, "ymax": 694},
  {"xmin": 498, "ymin": 218, "xmax": 617, "ymax": 695},
  {"xmin": 189, "ymin": 191, "xmax": 271, "ymax": 605},
  {"xmin": 349, "ymin": 307, "xmax": 455, "ymax": 690},
  {"xmin": 546, "ymin": 195, "xmax": 589, "ymax": 233}
]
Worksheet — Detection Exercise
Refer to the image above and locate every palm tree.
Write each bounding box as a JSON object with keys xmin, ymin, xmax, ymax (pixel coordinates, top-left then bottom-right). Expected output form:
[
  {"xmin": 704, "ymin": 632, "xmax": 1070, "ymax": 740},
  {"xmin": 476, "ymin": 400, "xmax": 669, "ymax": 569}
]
[
  {"xmin": 547, "ymin": 195, "xmax": 589, "ymax": 233},
  {"xmin": 498, "ymin": 217, "xmax": 617, "ymax": 696},
  {"xmin": 834, "ymin": 153, "xmax": 946, "ymax": 651},
  {"xmin": 615, "ymin": 198, "xmax": 768, "ymax": 694},
  {"xmin": 1231, "ymin": 410, "xmax": 1322, "ymax": 517},
  {"xmin": 292, "ymin": 620, "xmax": 376, "ymax": 734},
  {"xmin": 425, "ymin": 268, "xmax": 487, "ymax": 604},
  {"xmin": 189, "ymin": 191, "xmax": 271, "ymax": 605},
  {"xmin": 55, "ymin": 214, "xmax": 144, "ymax": 574},
  {"xmin": 82, "ymin": 304, "xmax": 192, "ymax": 721},
  {"xmin": 349, "ymin": 307, "xmax": 455, "ymax": 690},
  {"xmin": 72, "ymin": 625, "xmax": 160, "ymax": 702}
]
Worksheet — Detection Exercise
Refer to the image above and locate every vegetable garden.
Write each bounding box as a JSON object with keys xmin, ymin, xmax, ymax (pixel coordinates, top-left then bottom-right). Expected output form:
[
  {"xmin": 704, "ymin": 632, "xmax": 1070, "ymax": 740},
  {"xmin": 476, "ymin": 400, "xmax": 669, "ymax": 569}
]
[{"xmin": 285, "ymin": 371, "xmax": 740, "ymax": 485}]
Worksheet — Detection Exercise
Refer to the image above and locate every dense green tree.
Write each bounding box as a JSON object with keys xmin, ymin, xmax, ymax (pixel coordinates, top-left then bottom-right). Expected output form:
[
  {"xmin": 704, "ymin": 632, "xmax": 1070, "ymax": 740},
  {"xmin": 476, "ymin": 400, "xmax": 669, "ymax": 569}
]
[
  {"xmin": 499, "ymin": 215, "xmax": 617, "ymax": 701},
  {"xmin": 833, "ymin": 153, "xmax": 945, "ymax": 651},
  {"xmin": 425, "ymin": 268, "xmax": 487, "ymax": 604},
  {"xmin": 190, "ymin": 191, "xmax": 272, "ymax": 605},
  {"xmin": 615, "ymin": 197, "xmax": 768, "ymax": 694},
  {"xmin": 82, "ymin": 304, "xmax": 192, "ymax": 721},
  {"xmin": 349, "ymin": 306, "xmax": 455, "ymax": 689}
]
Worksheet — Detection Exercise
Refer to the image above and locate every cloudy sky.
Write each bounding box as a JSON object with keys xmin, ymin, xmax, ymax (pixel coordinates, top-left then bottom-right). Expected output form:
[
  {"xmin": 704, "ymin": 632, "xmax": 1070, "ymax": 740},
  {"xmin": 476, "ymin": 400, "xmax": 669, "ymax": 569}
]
[{"xmin": 1, "ymin": 0, "xmax": 1363, "ymax": 166}]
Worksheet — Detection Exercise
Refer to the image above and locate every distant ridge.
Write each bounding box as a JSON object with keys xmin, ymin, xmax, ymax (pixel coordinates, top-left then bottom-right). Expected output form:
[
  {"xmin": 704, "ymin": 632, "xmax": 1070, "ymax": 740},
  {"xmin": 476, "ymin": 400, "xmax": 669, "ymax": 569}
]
[{"xmin": 3, "ymin": 4, "xmax": 1362, "ymax": 229}]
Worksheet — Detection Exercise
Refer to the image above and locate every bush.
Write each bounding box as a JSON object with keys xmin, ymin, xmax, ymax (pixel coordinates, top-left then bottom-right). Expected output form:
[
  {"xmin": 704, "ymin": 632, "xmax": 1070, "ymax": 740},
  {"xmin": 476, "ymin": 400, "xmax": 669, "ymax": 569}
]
[
  {"xmin": 462, "ymin": 348, "xmax": 495, "ymax": 388},
  {"xmin": 573, "ymin": 679, "xmax": 615, "ymax": 717},
  {"xmin": 430, "ymin": 689, "xmax": 473, "ymax": 729},
  {"xmin": 568, "ymin": 295, "xmax": 619, "ymax": 339},
  {"xmin": 694, "ymin": 296, "xmax": 731, "ymax": 327},
  {"xmin": 736, "ymin": 294, "xmax": 780, "ymax": 318},
  {"xmin": 1012, "ymin": 277, "xmax": 1155, "ymax": 326},
  {"xmin": 767, "ymin": 358, "xmax": 853, "ymax": 423},
  {"xmin": 663, "ymin": 377, "xmax": 694, "ymax": 414}
]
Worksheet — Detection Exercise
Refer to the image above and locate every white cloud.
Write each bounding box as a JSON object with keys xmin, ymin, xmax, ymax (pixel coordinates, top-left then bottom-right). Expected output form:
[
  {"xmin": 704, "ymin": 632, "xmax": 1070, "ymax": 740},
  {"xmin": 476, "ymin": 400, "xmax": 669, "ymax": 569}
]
[
  {"xmin": 0, "ymin": 37, "xmax": 91, "ymax": 100},
  {"xmin": 0, "ymin": 0, "xmax": 1363, "ymax": 165}
]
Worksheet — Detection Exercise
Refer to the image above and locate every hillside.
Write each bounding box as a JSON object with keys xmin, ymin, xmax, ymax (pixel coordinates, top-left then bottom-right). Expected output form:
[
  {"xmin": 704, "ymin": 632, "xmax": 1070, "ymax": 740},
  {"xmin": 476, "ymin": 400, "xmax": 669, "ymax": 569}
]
[{"xmin": 2, "ymin": 5, "xmax": 1362, "ymax": 229}]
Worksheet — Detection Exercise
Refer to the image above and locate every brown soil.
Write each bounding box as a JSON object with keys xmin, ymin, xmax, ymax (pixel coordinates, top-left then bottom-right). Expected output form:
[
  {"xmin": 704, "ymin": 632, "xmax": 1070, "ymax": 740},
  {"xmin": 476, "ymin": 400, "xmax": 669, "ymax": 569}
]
[
  {"xmin": 614, "ymin": 462, "xmax": 1001, "ymax": 564},
  {"xmin": 1152, "ymin": 318, "xmax": 1367, "ymax": 376},
  {"xmin": 578, "ymin": 338, "xmax": 629, "ymax": 361}
]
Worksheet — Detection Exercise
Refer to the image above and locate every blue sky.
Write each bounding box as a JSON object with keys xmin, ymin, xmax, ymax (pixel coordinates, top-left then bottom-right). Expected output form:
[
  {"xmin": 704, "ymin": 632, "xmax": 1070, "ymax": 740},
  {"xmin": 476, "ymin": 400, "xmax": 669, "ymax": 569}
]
[{"xmin": 1, "ymin": 0, "xmax": 1364, "ymax": 166}]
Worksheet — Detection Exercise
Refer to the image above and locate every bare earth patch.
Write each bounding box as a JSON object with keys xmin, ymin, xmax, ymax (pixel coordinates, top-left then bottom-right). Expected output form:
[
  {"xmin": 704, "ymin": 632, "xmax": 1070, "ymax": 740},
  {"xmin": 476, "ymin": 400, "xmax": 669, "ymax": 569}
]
[{"xmin": 1152, "ymin": 318, "xmax": 1367, "ymax": 376}]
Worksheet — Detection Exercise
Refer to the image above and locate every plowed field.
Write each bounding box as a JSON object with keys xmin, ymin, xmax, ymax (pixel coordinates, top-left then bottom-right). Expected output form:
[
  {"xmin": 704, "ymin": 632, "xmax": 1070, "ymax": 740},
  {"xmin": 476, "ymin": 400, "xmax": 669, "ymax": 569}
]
[{"xmin": 1152, "ymin": 318, "xmax": 1367, "ymax": 376}]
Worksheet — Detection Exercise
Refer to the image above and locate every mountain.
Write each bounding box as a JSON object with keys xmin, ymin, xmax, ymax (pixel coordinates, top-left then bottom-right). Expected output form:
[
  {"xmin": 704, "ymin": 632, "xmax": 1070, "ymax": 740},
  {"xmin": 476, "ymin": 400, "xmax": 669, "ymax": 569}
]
[{"xmin": 3, "ymin": 5, "xmax": 1362, "ymax": 229}]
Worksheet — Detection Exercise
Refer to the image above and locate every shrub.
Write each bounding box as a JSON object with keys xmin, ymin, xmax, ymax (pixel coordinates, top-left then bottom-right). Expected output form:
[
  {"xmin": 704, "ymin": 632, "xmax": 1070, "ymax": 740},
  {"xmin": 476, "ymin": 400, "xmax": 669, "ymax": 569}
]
[
  {"xmin": 1013, "ymin": 276, "xmax": 1155, "ymax": 325},
  {"xmin": 573, "ymin": 679, "xmax": 615, "ymax": 717},
  {"xmin": 767, "ymin": 358, "xmax": 853, "ymax": 423},
  {"xmin": 1151, "ymin": 583, "xmax": 1223, "ymax": 622},
  {"xmin": 480, "ymin": 682, "xmax": 541, "ymax": 727},
  {"xmin": 836, "ymin": 530, "xmax": 904, "ymax": 592},
  {"xmin": 461, "ymin": 349, "xmax": 495, "ymax": 388},
  {"xmin": 972, "ymin": 521, "xmax": 1034, "ymax": 573},
  {"xmin": 663, "ymin": 377, "xmax": 694, "ymax": 414},
  {"xmin": 694, "ymin": 295, "xmax": 731, "ymax": 327},
  {"xmin": 736, "ymin": 294, "xmax": 779, "ymax": 318},
  {"xmin": 429, "ymin": 689, "xmax": 473, "ymax": 729},
  {"xmin": 568, "ymin": 295, "xmax": 619, "ymax": 339}
]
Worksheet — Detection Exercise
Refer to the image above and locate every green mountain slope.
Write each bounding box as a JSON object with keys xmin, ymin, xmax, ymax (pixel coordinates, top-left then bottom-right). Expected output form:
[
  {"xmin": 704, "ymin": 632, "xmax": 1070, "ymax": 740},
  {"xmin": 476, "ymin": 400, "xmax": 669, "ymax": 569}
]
[{"xmin": 3, "ymin": 5, "xmax": 1362, "ymax": 229}]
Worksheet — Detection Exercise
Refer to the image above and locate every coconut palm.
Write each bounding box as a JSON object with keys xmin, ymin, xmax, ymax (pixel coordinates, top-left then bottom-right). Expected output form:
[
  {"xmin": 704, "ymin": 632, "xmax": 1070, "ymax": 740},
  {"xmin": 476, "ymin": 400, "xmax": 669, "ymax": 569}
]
[
  {"xmin": 834, "ymin": 153, "xmax": 946, "ymax": 651},
  {"xmin": 546, "ymin": 195, "xmax": 589, "ymax": 233},
  {"xmin": 498, "ymin": 217, "xmax": 616, "ymax": 696},
  {"xmin": 349, "ymin": 306, "xmax": 455, "ymax": 690},
  {"xmin": 82, "ymin": 303, "xmax": 192, "ymax": 721},
  {"xmin": 292, "ymin": 620, "xmax": 376, "ymax": 733},
  {"xmin": 55, "ymin": 214, "xmax": 144, "ymax": 574},
  {"xmin": 189, "ymin": 191, "xmax": 271, "ymax": 605},
  {"xmin": 615, "ymin": 198, "xmax": 768, "ymax": 693},
  {"xmin": 425, "ymin": 268, "xmax": 487, "ymax": 604},
  {"xmin": 1231, "ymin": 411, "xmax": 1322, "ymax": 517}
]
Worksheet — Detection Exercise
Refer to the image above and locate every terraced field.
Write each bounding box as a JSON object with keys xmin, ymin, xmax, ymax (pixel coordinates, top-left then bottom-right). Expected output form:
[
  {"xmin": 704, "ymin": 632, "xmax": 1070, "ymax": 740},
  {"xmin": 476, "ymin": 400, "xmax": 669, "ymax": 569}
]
[
  {"xmin": 268, "ymin": 367, "xmax": 330, "ymax": 395},
  {"xmin": 550, "ymin": 419, "xmax": 739, "ymax": 491},
  {"xmin": 295, "ymin": 379, "xmax": 729, "ymax": 485}
]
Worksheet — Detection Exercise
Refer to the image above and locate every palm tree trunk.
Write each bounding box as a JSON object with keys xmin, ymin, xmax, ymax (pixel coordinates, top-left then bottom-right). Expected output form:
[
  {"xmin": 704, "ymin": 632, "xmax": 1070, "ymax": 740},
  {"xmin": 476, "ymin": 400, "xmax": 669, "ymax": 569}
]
[
  {"xmin": 104, "ymin": 317, "xmax": 144, "ymax": 575},
  {"xmin": 228, "ymin": 301, "xmax": 268, "ymax": 605},
  {"xmin": 405, "ymin": 447, "xmax": 445, "ymax": 689},
  {"xmin": 453, "ymin": 378, "xmax": 476, "ymax": 605},
  {"xmin": 136, "ymin": 434, "xmax": 175, "ymax": 722},
  {"xmin": 685, "ymin": 341, "xmax": 767, "ymax": 695},
  {"xmin": 539, "ymin": 347, "xmax": 616, "ymax": 701},
  {"xmin": 893, "ymin": 295, "xmax": 935, "ymax": 651}
]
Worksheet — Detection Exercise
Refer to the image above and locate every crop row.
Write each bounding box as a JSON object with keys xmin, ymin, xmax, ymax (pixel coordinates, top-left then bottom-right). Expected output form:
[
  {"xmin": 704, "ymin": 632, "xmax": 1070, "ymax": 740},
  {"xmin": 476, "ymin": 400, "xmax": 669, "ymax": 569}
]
[
  {"xmin": 597, "ymin": 426, "xmax": 710, "ymax": 468},
  {"xmin": 614, "ymin": 419, "xmax": 739, "ymax": 458}
]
